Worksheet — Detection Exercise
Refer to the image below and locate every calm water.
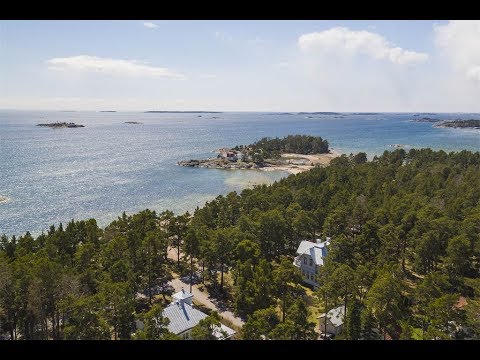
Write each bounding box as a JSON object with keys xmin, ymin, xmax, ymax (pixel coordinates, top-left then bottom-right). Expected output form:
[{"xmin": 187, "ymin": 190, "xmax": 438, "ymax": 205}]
[{"xmin": 1, "ymin": 111, "xmax": 479, "ymax": 236}]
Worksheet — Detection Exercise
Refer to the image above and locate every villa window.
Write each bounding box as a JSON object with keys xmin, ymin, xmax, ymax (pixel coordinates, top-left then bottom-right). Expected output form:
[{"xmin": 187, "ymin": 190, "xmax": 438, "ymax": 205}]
[
  {"xmin": 309, "ymin": 259, "xmax": 313, "ymax": 266},
  {"xmin": 303, "ymin": 257, "xmax": 307, "ymax": 264}
]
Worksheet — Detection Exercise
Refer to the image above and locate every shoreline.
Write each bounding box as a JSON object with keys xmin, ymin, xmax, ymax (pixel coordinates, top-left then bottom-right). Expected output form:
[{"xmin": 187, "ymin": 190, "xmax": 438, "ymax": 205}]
[
  {"xmin": 259, "ymin": 151, "xmax": 341, "ymax": 174},
  {"xmin": 178, "ymin": 150, "xmax": 341, "ymax": 175}
]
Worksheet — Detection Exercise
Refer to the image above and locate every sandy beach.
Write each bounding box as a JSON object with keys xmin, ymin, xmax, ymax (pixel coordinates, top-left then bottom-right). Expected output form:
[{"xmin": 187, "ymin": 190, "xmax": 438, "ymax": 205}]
[{"xmin": 260, "ymin": 151, "xmax": 341, "ymax": 174}]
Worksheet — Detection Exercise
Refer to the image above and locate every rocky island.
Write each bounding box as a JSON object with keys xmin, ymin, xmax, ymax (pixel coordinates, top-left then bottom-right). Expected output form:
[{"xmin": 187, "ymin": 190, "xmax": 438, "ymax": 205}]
[
  {"xmin": 124, "ymin": 121, "xmax": 143, "ymax": 124},
  {"xmin": 37, "ymin": 122, "xmax": 85, "ymax": 128},
  {"xmin": 0, "ymin": 196, "xmax": 11, "ymax": 204},
  {"xmin": 178, "ymin": 134, "xmax": 339, "ymax": 175}
]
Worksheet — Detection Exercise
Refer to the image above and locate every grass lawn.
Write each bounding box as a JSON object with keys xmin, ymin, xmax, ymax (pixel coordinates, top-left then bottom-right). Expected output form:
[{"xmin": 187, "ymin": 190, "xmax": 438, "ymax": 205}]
[
  {"xmin": 301, "ymin": 284, "xmax": 321, "ymax": 332},
  {"xmin": 412, "ymin": 327, "xmax": 424, "ymax": 340}
]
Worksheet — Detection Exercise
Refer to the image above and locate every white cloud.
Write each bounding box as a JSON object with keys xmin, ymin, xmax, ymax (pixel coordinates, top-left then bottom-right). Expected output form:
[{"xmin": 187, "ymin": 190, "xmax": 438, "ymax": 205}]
[
  {"xmin": 143, "ymin": 22, "xmax": 158, "ymax": 29},
  {"xmin": 434, "ymin": 20, "xmax": 480, "ymax": 82},
  {"xmin": 467, "ymin": 66, "xmax": 480, "ymax": 82},
  {"xmin": 0, "ymin": 96, "xmax": 111, "ymax": 110},
  {"xmin": 47, "ymin": 55, "xmax": 184, "ymax": 79},
  {"xmin": 298, "ymin": 27, "xmax": 428, "ymax": 65}
]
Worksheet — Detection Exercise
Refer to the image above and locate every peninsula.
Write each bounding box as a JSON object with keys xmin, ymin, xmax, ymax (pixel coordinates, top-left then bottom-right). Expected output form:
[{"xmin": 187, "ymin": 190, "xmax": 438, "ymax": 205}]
[
  {"xmin": 178, "ymin": 134, "xmax": 338, "ymax": 174},
  {"xmin": 37, "ymin": 122, "xmax": 85, "ymax": 128}
]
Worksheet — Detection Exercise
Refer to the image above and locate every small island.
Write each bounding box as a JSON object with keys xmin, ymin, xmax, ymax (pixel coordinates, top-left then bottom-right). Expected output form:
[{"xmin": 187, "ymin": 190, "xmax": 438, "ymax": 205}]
[
  {"xmin": 434, "ymin": 119, "xmax": 480, "ymax": 129},
  {"xmin": 411, "ymin": 118, "xmax": 480, "ymax": 129},
  {"xmin": 124, "ymin": 121, "xmax": 143, "ymax": 124},
  {"xmin": 0, "ymin": 196, "xmax": 11, "ymax": 204},
  {"xmin": 37, "ymin": 122, "xmax": 85, "ymax": 128},
  {"xmin": 178, "ymin": 134, "xmax": 338, "ymax": 174}
]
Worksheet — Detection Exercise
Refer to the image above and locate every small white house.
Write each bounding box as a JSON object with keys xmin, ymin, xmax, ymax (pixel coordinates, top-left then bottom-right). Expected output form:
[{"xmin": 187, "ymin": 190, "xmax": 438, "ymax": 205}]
[
  {"xmin": 220, "ymin": 151, "xmax": 238, "ymax": 161},
  {"xmin": 161, "ymin": 289, "xmax": 236, "ymax": 340},
  {"xmin": 318, "ymin": 304, "xmax": 345, "ymax": 336},
  {"xmin": 293, "ymin": 238, "xmax": 330, "ymax": 288}
]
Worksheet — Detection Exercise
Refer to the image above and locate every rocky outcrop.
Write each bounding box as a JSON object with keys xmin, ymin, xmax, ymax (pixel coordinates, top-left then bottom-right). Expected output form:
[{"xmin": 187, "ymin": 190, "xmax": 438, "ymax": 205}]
[
  {"xmin": 0, "ymin": 196, "xmax": 11, "ymax": 203},
  {"xmin": 177, "ymin": 158, "xmax": 261, "ymax": 170}
]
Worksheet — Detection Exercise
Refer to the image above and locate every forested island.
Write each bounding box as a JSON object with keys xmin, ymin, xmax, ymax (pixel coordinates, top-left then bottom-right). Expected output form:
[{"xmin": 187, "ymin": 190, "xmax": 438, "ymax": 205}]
[
  {"xmin": 178, "ymin": 135, "xmax": 335, "ymax": 174},
  {"xmin": 411, "ymin": 118, "xmax": 480, "ymax": 129},
  {"xmin": 37, "ymin": 122, "xmax": 85, "ymax": 128},
  {"xmin": 434, "ymin": 120, "xmax": 480, "ymax": 129},
  {"xmin": 1, "ymin": 148, "xmax": 479, "ymax": 340}
]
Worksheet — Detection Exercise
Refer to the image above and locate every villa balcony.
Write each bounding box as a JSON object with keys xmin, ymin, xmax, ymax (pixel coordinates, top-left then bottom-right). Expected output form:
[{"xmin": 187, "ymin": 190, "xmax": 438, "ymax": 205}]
[{"xmin": 293, "ymin": 256, "xmax": 302, "ymax": 268}]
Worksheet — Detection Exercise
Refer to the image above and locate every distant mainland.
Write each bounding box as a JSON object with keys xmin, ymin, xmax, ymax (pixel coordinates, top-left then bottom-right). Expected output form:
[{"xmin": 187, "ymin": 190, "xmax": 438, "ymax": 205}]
[
  {"xmin": 145, "ymin": 111, "xmax": 223, "ymax": 114},
  {"xmin": 178, "ymin": 134, "xmax": 339, "ymax": 175},
  {"xmin": 37, "ymin": 122, "xmax": 84, "ymax": 128}
]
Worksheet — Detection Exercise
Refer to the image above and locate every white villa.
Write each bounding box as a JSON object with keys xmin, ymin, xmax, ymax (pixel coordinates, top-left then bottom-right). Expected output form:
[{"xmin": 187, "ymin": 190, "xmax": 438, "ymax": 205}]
[
  {"xmin": 219, "ymin": 151, "xmax": 238, "ymax": 161},
  {"xmin": 293, "ymin": 238, "xmax": 330, "ymax": 288},
  {"xmin": 318, "ymin": 304, "xmax": 345, "ymax": 336},
  {"xmin": 161, "ymin": 289, "xmax": 236, "ymax": 340}
]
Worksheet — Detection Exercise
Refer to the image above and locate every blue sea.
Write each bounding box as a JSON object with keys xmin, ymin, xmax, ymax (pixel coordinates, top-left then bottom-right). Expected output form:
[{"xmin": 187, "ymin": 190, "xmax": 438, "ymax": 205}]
[{"xmin": 1, "ymin": 110, "xmax": 479, "ymax": 237}]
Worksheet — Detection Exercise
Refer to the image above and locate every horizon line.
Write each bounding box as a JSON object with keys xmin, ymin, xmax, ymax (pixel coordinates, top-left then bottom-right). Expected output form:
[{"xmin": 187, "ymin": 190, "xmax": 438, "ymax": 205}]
[{"xmin": 1, "ymin": 108, "xmax": 479, "ymax": 114}]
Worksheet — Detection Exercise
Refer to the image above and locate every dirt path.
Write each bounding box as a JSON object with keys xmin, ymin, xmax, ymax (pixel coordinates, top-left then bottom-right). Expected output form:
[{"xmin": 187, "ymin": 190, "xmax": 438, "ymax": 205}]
[
  {"xmin": 169, "ymin": 277, "xmax": 245, "ymax": 329},
  {"xmin": 167, "ymin": 246, "xmax": 244, "ymax": 328}
]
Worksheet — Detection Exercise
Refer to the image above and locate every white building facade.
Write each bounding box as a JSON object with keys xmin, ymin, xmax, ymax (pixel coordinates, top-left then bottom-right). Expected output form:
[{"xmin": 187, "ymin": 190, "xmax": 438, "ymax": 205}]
[{"xmin": 293, "ymin": 238, "xmax": 330, "ymax": 288}]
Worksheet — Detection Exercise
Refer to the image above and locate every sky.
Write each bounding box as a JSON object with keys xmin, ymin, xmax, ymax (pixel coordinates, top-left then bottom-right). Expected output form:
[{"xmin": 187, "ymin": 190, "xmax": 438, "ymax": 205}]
[{"xmin": 1, "ymin": 20, "xmax": 479, "ymax": 112}]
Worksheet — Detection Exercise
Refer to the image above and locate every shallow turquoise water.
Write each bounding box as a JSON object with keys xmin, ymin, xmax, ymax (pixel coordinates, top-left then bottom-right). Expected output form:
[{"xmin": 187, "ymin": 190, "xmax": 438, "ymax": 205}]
[{"xmin": 0, "ymin": 111, "xmax": 478, "ymax": 236}]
